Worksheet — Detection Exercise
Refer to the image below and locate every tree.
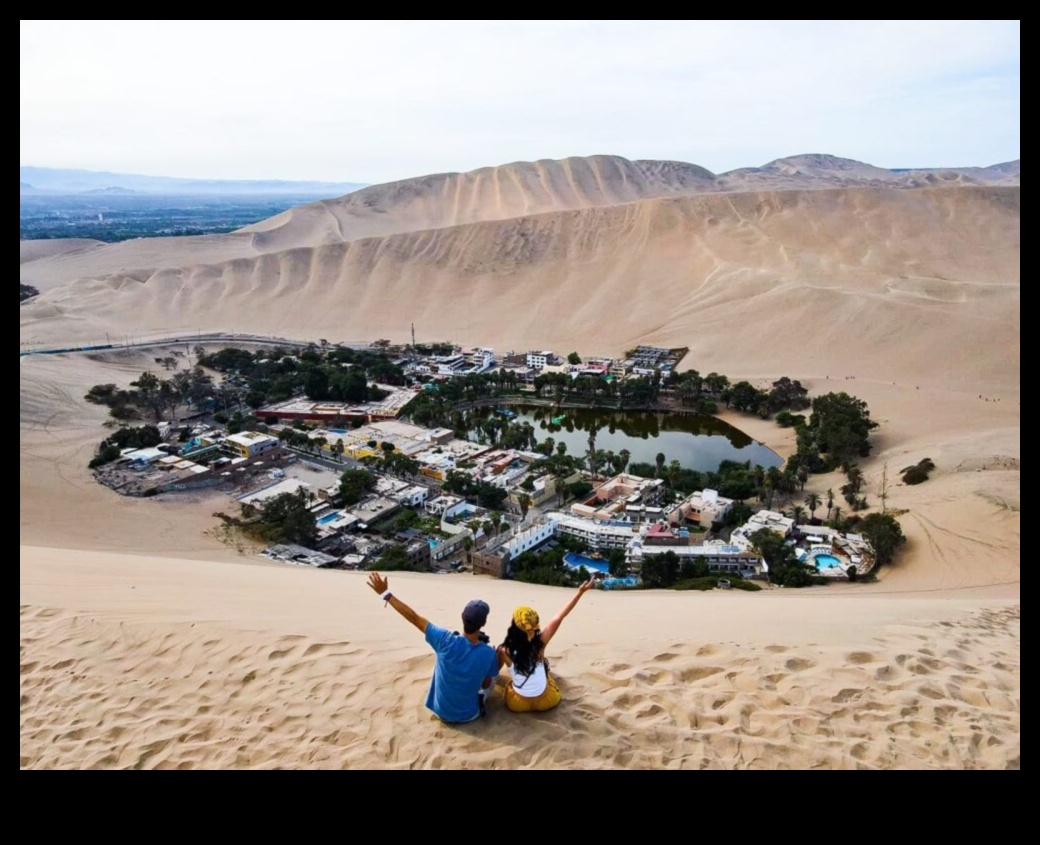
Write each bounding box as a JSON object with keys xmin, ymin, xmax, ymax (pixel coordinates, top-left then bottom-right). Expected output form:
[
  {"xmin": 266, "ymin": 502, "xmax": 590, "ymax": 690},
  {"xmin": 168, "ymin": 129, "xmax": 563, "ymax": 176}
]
[
  {"xmin": 859, "ymin": 512, "xmax": 906, "ymax": 567},
  {"xmin": 655, "ymin": 452, "xmax": 666, "ymax": 479},
  {"xmin": 252, "ymin": 492, "xmax": 317, "ymax": 546},
  {"xmin": 567, "ymin": 351, "xmax": 582, "ymax": 365},
  {"xmin": 641, "ymin": 550, "xmax": 680, "ymax": 588},
  {"xmin": 749, "ymin": 528, "xmax": 813, "ymax": 587},
  {"xmin": 805, "ymin": 492, "xmax": 822, "ymax": 521},
  {"xmin": 517, "ymin": 493, "xmax": 532, "ymax": 521},
  {"xmin": 130, "ymin": 371, "xmax": 165, "ymax": 421},
  {"xmin": 608, "ymin": 549, "xmax": 628, "ymax": 578},
  {"xmin": 807, "ymin": 392, "xmax": 878, "ymax": 466},
  {"xmin": 339, "ymin": 468, "xmax": 376, "ymax": 505}
]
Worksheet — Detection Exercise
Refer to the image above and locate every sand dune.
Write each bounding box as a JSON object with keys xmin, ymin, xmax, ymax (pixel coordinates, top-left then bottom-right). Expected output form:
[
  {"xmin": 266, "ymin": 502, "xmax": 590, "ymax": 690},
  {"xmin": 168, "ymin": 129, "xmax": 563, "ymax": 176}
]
[
  {"xmin": 20, "ymin": 549, "xmax": 1019, "ymax": 770},
  {"xmin": 20, "ymin": 186, "xmax": 1020, "ymax": 397},
  {"xmin": 20, "ymin": 153, "xmax": 1019, "ymax": 768}
]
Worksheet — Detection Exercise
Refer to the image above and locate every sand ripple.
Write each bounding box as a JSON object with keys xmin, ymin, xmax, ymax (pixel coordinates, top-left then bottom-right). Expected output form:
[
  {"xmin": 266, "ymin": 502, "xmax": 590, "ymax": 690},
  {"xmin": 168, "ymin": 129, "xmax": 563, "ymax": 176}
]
[{"xmin": 20, "ymin": 604, "xmax": 1019, "ymax": 770}]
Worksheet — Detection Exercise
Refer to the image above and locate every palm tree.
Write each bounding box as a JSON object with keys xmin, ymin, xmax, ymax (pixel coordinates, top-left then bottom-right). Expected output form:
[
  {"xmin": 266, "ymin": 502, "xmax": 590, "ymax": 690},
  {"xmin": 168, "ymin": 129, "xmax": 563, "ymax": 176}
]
[
  {"xmin": 618, "ymin": 448, "xmax": 631, "ymax": 474},
  {"xmin": 490, "ymin": 512, "xmax": 503, "ymax": 537},
  {"xmin": 805, "ymin": 492, "xmax": 821, "ymax": 521},
  {"xmin": 830, "ymin": 505, "xmax": 844, "ymax": 531},
  {"xmin": 826, "ymin": 488, "xmax": 835, "ymax": 521},
  {"xmin": 788, "ymin": 505, "xmax": 807, "ymax": 527},
  {"xmin": 655, "ymin": 452, "xmax": 666, "ymax": 479},
  {"xmin": 517, "ymin": 493, "xmax": 532, "ymax": 521},
  {"xmin": 587, "ymin": 425, "xmax": 599, "ymax": 479}
]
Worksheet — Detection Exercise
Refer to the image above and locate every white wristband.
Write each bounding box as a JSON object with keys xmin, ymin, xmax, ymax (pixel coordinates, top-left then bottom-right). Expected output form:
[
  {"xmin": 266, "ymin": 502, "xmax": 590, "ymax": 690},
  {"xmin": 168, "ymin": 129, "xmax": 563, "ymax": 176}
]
[{"xmin": 380, "ymin": 589, "xmax": 393, "ymax": 602}]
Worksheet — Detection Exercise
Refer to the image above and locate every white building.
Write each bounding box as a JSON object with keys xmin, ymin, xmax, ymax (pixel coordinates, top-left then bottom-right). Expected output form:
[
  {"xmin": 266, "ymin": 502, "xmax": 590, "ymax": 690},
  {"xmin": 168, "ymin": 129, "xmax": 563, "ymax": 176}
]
[
  {"xmin": 668, "ymin": 489, "xmax": 734, "ymax": 528},
  {"xmin": 463, "ymin": 347, "xmax": 496, "ymax": 373},
  {"xmin": 730, "ymin": 510, "xmax": 795, "ymax": 551},
  {"xmin": 526, "ymin": 350, "xmax": 554, "ymax": 369},
  {"xmin": 425, "ymin": 495, "xmax": 470, "ymax": 520},
  {"xmin": 628, "ymin": 538, "xmax": 763, "ymax": 575},
  {"xmin": 547, "ymin": 512, "xmax": 638, "ymax": 551},
  {"xmin": 433, "ymin": 354, "xmax": 468, "ymax": 375},
  {"xmin": 225, "ymin": 431, "xmax": 281, "ymax": 459},
  {"xmin": 500, "ymin": 519, "xmax": 555, "ymax": 558}
]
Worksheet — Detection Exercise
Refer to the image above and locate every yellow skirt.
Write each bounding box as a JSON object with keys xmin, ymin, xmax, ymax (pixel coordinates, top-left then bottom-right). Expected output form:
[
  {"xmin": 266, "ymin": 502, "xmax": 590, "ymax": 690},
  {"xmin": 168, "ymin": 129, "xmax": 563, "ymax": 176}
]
[{"xmin": 504, "ymin": 675, "xmax": 562, "ymax": 713}]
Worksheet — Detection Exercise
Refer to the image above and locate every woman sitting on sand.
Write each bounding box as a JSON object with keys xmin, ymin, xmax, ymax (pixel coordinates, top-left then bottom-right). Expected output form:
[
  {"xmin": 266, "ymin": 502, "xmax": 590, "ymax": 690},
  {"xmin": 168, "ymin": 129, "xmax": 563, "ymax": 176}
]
[{"xmin": 497, "ymin": 577, "xmax": 595, "ymax": 713}]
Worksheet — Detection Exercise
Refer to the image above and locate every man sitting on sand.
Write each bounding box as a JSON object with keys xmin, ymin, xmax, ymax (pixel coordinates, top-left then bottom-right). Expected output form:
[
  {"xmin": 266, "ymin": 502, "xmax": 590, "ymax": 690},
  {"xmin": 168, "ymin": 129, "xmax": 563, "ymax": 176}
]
[{"xmin": 367, "ymin": 572, "xmax": 499, "ymax": 724}]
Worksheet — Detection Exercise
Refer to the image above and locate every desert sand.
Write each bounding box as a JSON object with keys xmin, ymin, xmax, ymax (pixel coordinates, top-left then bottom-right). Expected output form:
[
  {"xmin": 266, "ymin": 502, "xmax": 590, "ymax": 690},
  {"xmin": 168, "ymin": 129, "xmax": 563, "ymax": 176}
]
[{"xmin": 20, "ymin": 154, "xmax": 1019, "ymax": 768}]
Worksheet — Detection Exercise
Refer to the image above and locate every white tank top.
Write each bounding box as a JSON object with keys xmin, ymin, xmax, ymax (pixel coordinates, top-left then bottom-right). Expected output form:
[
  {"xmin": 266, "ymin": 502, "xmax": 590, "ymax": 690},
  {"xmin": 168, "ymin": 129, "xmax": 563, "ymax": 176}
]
[{"xmin": 511, "ymin": 660, "xmax": 547, "ymax": 698}]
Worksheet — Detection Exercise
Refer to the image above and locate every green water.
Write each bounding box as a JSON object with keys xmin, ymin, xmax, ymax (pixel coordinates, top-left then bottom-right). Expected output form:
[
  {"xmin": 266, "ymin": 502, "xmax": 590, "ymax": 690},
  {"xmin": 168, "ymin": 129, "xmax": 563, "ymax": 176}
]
[{"xmin": 489, "ymin": 404, "xmax": 782, "ymax": 471}]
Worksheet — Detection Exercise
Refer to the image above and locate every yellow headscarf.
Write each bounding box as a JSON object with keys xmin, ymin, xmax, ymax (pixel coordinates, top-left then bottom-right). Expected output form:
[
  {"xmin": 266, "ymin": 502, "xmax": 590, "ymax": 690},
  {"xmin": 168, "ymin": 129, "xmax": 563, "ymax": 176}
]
[{"xmin": 512, "ymin": 606, "xmax": 540, "ymax": 640}]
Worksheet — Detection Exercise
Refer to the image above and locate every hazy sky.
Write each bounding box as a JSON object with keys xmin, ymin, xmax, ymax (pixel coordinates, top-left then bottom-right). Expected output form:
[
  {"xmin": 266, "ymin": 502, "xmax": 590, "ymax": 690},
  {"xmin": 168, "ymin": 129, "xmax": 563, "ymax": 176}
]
[{"xmin": 20, "ymin": 20, "xmax": 1020, "ymax": 184}]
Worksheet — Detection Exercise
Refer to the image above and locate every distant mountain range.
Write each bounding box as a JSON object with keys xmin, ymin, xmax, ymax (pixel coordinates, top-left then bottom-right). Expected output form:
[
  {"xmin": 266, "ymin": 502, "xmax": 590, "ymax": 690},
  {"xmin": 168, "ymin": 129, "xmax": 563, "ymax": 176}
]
[{"xmin": 19, "ymin": 166, "xmax": 367, "ymax": 196}]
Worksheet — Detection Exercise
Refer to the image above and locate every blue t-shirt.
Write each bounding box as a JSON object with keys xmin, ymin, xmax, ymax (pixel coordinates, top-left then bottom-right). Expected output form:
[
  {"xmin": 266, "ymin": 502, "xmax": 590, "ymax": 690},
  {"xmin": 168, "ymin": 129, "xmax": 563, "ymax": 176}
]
[{"xmin": 424, "ymin": 623, "xmax": 499, "ymax": 723}]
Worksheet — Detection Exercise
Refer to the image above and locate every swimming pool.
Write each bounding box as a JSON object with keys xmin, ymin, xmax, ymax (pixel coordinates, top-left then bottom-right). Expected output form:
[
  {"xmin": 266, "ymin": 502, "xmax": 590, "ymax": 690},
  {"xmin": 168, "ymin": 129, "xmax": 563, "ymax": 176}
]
[
  {"xmin": 601, "ymin": 576, "xmax": 640, "ymax": 590},
  {"xmin": 813, "ymin": 554, "xmax": 843, "ymax": 570},
  {"xmin": 563, "ymin": 552, "xmax": 610, "ymax": 574},
  {"xmin": 328, "ymin": 429, "xmax": 348, "ymax": 435},
  {"xmin": 317, "ymin": 511, "xmax": 341, "ymax": 525}
]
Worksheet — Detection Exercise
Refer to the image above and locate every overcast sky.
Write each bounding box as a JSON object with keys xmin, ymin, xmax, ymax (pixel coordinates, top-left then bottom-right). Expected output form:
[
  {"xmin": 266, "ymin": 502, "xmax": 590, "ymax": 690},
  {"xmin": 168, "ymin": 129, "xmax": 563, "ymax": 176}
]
[{"xmin": 20, "ymin": 20, "xmax": 1020, "ymax": 185}]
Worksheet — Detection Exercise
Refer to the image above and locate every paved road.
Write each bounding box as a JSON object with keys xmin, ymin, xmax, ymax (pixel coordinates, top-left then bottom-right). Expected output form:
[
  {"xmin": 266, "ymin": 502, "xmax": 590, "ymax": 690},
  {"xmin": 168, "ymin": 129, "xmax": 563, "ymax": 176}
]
[{"xmin": 20, "ymin": 333, "xmax": 374, "ymax": 357}]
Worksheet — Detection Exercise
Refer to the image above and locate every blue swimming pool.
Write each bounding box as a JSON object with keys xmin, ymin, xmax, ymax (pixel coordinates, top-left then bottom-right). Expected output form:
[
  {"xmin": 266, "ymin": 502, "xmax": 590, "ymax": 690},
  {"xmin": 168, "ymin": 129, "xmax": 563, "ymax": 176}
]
[
  {"xmin": 317, "ymin": 512, "xmax": 341, "ymax": 525},
  {"xmin": 601, "ymin": 576, "xmax": 640, "ymax": 590},
  {"xmin": 328, "ymin": 429, "xmax": 348, "ymax": 435},
  {"xmin": 813, "ymin": 554, "xmax": 842, "ymax": 570},
  {"xmin": 563, "ymin": 552, "xmax": 610, "ymax": 574}
]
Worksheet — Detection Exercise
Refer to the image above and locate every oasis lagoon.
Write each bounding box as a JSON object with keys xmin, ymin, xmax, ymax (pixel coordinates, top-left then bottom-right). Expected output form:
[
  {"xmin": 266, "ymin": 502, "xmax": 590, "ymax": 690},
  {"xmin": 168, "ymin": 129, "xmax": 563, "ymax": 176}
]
[{"xmin": 481, "ymin": 404, "xmax": 782, "ymax": 472}]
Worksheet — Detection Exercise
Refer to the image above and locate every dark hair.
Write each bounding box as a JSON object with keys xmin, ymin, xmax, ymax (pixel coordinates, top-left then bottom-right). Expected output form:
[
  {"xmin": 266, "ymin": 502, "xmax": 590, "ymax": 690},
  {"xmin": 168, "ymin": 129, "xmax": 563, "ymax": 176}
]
[{"xmin": 501, "ymin": 622, "xmax": 544, "ymax": 678}]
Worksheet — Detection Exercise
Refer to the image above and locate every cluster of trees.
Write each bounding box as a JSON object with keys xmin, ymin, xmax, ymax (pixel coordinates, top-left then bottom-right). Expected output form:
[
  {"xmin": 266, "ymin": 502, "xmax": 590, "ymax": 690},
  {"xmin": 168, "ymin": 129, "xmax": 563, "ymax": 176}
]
[
  {"xmin": 719, "ymin": 376, "xmax": 811, "ymax": 418},
  {"xmin": 508, "ymin": 535, "xmax": 594, "ymax": 587},
  {"xmin": 239, "ymin": 491, "xmax": 317, "ymax": 546},
  {"xmin": 339, "ymin": 468, "xmax": 376, "ymax": 505},
  {"xmin": 198, "ymin": 344, "xmax": 404, "ymax": 413},
  {"xmin": 532, "ymin": 372, "xmax": 661, "ymax": 408},
  {"xmin": 666, "ymin": 369, "xmax": 728, "ymax": 412},
  {"xmin": 441, "ymin": 470, "xmax": 508, "ymax": 509},
  {"xmin": 794, "ymin": 392, "xmax": 878, "ymax": 472},
  {"xmin": 86, "ymin": 367, "xmax": 215, "ymax": 422},
  {"xmin": 405, "ymin": 372, "xmax": 527, "ymax": 429},
  {"xmin": 748, "ymin": 528, "xmax": 820, "ymax": 587},
  {"xmin": 88, "ymin": 425, "xmax": 163, "ymax": 468}
]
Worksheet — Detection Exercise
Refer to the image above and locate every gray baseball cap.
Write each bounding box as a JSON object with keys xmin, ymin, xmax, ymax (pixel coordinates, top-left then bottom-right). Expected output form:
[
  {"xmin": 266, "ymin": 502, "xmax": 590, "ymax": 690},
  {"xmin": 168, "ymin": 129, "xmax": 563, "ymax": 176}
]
[{"xmin": 462, "ymin": 599, "xmax": 490, "ymax": 629}]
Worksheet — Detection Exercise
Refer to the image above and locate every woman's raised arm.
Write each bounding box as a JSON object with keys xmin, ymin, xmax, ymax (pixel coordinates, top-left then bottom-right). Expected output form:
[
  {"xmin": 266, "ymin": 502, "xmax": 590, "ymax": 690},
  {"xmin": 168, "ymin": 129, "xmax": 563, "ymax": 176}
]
[{"xmin": 539, "ymin": 577, "xmax": 595, "ymax": 646}]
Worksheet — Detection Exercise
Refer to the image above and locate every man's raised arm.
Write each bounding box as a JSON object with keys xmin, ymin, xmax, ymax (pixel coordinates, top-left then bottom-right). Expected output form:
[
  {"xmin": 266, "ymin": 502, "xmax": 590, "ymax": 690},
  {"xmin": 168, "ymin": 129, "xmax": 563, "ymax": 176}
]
[{"xmin": 367, "ymin": 572, "xmax": 429, "ymax": 634}]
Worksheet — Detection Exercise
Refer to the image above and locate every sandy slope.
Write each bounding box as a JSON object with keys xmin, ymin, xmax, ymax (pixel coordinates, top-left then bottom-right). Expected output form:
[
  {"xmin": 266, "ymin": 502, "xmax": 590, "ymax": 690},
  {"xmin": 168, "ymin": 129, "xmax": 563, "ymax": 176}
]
[
  {"xmin": 20, "ymin": 187, "xmax": 1020, "ymax": 401},
  {"xmin": 20, "ymin": 551, "xmax": 1018, "ymax": 770},
  {"xmin": 19, "ymin": 154, "xmax": 1019, "ymax": 769}
]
